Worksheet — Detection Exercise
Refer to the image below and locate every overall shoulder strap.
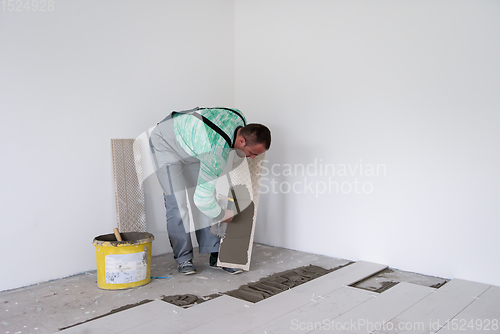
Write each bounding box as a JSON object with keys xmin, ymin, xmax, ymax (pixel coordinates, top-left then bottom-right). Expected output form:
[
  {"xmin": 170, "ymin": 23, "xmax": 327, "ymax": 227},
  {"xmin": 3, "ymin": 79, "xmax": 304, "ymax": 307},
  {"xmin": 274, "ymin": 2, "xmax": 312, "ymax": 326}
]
[
  {"xmin": 199, "ymin": 107, "xmax": 247, "ymax": 126},
  {"xmin": 159, "ymin": 107, "xmax": 237, "ymax": 147}
]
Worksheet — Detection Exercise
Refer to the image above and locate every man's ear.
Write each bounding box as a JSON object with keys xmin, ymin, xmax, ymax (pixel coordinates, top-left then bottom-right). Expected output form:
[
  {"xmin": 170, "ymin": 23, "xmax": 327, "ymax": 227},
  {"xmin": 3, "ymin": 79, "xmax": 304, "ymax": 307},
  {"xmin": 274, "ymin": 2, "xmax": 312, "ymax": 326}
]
[{"xmin": 239, "ymin": 136, "xmax": 246, "ymax": 147}]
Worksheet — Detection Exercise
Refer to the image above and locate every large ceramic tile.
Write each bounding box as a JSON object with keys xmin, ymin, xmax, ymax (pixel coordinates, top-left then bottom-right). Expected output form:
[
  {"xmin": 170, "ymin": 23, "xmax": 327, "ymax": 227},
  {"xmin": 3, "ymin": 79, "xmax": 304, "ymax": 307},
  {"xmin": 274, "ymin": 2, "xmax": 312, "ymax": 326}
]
[
  {"xmin": 247, "ymin": 286, "xmax": 377, "ymax": 334},
  {"xmin": 184, "ymin": 294, "xmax": 253, "ymax": 314},
  {"xmin": 437, "ymin": 285, "xmax": 500, "ymax": 334},
  {"xmin": 59, "ymin": 300, "xmax": 184, "ymax": 334},
  {"xmin": 375, "ymin": 279, "xmax": 491, "ymax": 334},
  {"xmin": 118, "ymin": 296, "xmax": 251, "ymax": 334},
  {"xmin": 181, "ymin": 290, "xmax": 308, "ymax": 334},
  {"xmin": 292, "ymin": 261, "xmax": 388, "ymax": 297},
  {"xmin": 310, "ymin": 282, "xmax": 434, "ymax": 334}
]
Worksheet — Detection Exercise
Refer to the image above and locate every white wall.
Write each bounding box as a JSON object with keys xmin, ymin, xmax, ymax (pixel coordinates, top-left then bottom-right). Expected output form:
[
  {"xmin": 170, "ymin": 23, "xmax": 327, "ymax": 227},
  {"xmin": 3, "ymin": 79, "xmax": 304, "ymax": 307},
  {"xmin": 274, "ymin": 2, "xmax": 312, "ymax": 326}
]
[
  {"xmin": 0, "ymin": 0, "xmax": 235, "ymax": 291},
  {"xmin": 236, "ymin": 0, "xmax": 500, "ymax": 285}
]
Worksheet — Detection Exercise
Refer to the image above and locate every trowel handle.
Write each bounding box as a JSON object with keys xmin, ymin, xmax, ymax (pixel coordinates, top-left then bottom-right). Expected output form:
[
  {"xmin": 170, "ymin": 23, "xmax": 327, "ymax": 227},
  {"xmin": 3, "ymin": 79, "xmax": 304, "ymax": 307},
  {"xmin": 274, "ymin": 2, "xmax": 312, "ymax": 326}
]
[
  {"xmin": 113, "ymin": 228, "xmax": 122, "ymax": 241},
  {"xmin": 229, "ymin": 188, "xmax": 240, "ymax": 214}
]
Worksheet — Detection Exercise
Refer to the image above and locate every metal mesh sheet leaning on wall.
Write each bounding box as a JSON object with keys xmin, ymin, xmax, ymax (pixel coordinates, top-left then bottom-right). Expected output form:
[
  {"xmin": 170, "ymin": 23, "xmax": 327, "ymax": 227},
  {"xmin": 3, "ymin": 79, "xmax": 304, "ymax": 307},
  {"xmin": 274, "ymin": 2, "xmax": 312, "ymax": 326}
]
[
  {"xmin": 111, "ymin": 139, "xmax": 146, "ymax": 233},
  {"xmin": 217, "ymin": 153, "xmax": 265, "ymax": 271}
]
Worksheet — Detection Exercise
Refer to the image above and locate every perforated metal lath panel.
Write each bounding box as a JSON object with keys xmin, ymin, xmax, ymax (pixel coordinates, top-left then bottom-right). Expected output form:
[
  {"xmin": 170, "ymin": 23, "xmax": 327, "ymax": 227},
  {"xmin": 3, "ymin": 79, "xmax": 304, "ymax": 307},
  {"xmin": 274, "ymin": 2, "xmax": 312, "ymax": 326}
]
[{"xmin": 111, "ymin": 139, "xmax": 146, "ymax": 232}]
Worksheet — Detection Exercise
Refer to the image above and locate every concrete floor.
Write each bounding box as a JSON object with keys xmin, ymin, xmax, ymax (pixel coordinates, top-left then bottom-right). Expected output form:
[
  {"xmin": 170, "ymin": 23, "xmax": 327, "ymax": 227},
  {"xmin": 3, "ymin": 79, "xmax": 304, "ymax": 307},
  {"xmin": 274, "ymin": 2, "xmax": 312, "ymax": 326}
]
[{"xmin": 0, "ymin": 243, "xmax": 353, "ymax": 334}]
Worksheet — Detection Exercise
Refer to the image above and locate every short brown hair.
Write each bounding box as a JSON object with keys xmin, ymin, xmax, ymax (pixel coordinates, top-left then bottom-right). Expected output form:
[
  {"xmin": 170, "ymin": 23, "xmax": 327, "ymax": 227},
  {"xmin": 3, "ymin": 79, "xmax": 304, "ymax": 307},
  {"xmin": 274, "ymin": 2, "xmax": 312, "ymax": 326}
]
[{"xmin": 240, "ymin": 123, "xmax": 271, "ymax": 150}]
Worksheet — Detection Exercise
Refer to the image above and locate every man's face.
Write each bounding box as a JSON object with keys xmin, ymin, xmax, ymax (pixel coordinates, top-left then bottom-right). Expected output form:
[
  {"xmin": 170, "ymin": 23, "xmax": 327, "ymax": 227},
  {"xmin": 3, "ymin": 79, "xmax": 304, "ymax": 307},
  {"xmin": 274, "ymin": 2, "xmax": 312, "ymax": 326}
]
[
  {"xmin": 233, "ymin": 132, "xmax": 268, "ymax": 158},
  {"xmin": 239, "ymin": 143, "xmax": 267, "ymax": 159}
]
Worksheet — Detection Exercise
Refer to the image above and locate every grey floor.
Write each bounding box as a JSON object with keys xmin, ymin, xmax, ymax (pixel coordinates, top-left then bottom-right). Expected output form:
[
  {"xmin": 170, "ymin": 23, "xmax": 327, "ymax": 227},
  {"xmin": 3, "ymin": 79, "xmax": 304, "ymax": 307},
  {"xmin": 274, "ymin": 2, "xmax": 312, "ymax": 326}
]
[{"xmin": 1, "ymin": 243, "xmax": 499, "ymax": 334}]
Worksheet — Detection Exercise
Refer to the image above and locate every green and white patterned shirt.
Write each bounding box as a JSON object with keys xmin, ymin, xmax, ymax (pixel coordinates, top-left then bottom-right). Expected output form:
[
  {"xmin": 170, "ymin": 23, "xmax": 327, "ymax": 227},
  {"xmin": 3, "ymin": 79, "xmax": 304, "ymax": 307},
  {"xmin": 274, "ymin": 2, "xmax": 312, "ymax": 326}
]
[{"xmin": 173, "ymin": 107, "xmax": 247, "ymax": 220}]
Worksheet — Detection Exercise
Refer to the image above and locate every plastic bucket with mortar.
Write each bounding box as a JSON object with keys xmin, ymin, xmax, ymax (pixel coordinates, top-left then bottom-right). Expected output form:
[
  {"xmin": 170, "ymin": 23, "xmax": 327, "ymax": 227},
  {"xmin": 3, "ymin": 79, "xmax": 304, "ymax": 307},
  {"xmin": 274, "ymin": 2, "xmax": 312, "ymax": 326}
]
[{"xmin": 93, "ymin": 232, "xmax": 154, "ymax": 290}]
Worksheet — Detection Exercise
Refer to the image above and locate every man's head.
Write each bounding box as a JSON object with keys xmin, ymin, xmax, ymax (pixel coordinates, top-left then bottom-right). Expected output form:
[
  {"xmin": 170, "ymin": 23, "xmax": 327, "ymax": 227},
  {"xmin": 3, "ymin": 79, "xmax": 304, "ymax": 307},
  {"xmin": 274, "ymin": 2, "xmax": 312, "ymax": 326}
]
[{"xmin": 233, "ymin": 123, "xmax": 271, "ymax": 159}]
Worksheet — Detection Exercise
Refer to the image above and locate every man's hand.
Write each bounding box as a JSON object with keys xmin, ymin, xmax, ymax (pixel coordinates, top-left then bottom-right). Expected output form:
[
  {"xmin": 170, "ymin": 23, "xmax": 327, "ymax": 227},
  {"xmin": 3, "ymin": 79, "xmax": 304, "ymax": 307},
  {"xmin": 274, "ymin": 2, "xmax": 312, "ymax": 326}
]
[{"xmin": 222, "ymin": 209, "xmax": 235, "ymax": 223}]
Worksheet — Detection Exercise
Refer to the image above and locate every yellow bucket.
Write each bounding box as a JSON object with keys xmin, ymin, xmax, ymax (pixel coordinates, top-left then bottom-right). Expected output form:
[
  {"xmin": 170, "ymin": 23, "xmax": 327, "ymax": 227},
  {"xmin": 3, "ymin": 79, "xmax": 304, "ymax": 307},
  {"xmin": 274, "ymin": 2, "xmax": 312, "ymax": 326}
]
[{"xmin": 93, "ymin": 232, "xmax": 154, "ymax": 290}]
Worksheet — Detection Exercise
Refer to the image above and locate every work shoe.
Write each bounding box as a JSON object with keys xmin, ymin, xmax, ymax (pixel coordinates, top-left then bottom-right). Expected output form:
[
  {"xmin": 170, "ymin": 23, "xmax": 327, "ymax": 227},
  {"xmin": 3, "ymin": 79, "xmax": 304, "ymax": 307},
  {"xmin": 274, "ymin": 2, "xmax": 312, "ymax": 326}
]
[
  {"xmin": 178, "ymin": 260, "xmax": 196, "ymax": 275},
  {"xmin": 218, "ymin": 266, "xmax": 244, "ymax": 275},
  {"xmin": 209, "ymin": 252, "xmax": 243, "ymax": 275},
  {"xmin": 209, "ymin": 252, "xmax": 219, "ymax": 267}
]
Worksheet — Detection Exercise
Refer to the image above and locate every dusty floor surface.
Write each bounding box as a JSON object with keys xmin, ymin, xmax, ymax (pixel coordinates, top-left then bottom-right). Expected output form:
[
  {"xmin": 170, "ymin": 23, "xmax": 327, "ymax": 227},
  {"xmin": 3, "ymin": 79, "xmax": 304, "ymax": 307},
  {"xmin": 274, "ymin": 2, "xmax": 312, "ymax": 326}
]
[{"xmin": 0, "ymin": 243, "xmax": 352, "ymax": 334}]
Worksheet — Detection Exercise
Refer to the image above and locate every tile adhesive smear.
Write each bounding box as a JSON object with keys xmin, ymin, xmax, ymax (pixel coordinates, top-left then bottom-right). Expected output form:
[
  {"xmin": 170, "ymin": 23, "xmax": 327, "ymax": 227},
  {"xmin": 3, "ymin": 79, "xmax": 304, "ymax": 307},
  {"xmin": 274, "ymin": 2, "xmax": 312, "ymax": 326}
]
[{"xmin": 217, "ymin": 185, "xmax": 255, "ymax": 265}]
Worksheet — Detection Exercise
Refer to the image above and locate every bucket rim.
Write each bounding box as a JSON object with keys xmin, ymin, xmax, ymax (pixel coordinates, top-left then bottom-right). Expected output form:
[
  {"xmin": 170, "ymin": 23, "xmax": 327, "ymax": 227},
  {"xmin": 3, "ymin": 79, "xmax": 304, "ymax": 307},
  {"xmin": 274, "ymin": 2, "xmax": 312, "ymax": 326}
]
[{"xmin": 93, "ymin": 232, "xmax": 154, "ymax": 246}]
